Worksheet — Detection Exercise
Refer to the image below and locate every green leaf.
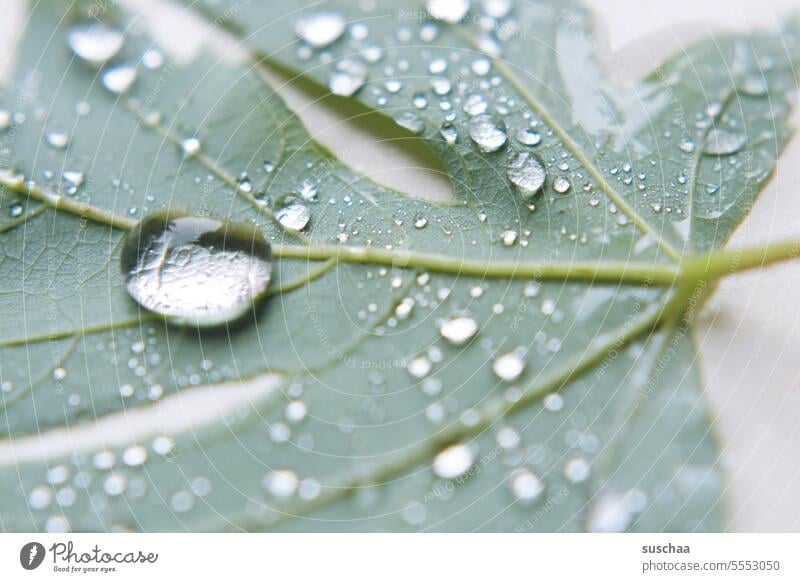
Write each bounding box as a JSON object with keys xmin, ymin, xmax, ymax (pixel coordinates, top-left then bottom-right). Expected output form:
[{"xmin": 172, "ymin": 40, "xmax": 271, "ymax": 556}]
[{"xmin": 0, "ymin": 0, "xmax": 797, "ymax": 531}]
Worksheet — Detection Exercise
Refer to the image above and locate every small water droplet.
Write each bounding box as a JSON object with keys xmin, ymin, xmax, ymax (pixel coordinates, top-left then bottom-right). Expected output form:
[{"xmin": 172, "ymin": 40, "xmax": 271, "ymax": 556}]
[
  {"xmin": 564, "ymin": 457, "xmax": 591, "ymax": 483},
  {"xmin": 432, "ymin": 443, "xmax": 475, "ymax": 479},
  {"xmin": 295, "ymin": 12, "xmax": 346, "ymax": 48},
  {"xmin": 553, "ymin": 176, "xmax": 571, "ymax": 193},
  {"xmin": 463, "ymin": 93, "xmax": 488, "ymax": 116},
  {"xmin": 703, "ymin": 128, "xmax": 746, "ymax": 156},
  {"xmin": 102, "ymin": 63, "xmax": 137, "ymax": 94},
  {"xmin": 468, "ymin": 114, "xmax": 507, "ymax": 153},
  {"xmin": 180, "ymin": 137, "xmax": 201, "ymax": 156},
  {"xmin": 121, "ymin": 210, "xmax": 273, "ymax": 326},
  {"xmin": 394, "ymin": 111, "xmax": 425, "ymax": 134},
  {"xmin": 440, "ymin": 316, "xmax": 478, "ymax": 345},
  {"xmin": 493, "ymin": 351, "xmax": 525, "ymax": 381},
  {"xmin": 262, "ymin": 470, "xmax": 299, "ymax": 497},
  {"xmin": 47, "ymin": 132, "xmax": 69, "ymax": 150},
  {"xmin": 414, "ymin": 215, "xmax": 429, "ymax": 229},
  {"xmin": 500, "ymin": 230, "xmax": 518, "ymax": 246},
  {"xmin": 0, "ymin": 110, "xmax": 11, "ymax": 131},
  {"xmin": 67, "ymin": 24, "xmax": 124, "ymax": 64},
  {"xmin": 407, "ymin": 355, "xmax": 432, "ymax": 378},
  {"xmin": 122, "ymin": 445, "xmax": 148, "ymax": 467},
  {"xmin": 9, "ymin": 202, "xmax": 23, "ymax": 218},
  {"xmin": 509, "ymin": 469, "xmax": 545, "ymax": 503},
  {"xmin": 274, "ymin": 193, "xmax": 311, "ymax": 231},
  {"xmin": 439, "ymin": 122, "xmax": 458, "ymax": 144},
  {"xmin": 507, "ymin": 151, "xmax": 545, "ymax": 198},
  {"xmin": 426, "ymin": 0, "xmax": 471, "ymax": 23},
  {"xmin": 329, "ymin": 58, "xmax": 367, "ymax": 97},
  {"xmin": 515, "ymin": 127, "xmax": 541, "ymax": 146}
]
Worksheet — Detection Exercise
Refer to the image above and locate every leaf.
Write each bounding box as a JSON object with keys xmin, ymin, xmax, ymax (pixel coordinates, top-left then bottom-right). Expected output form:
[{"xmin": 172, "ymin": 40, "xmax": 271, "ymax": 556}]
[{"xmin": 0, "ymin": 0, "xmax": 797, "ymax": 531}]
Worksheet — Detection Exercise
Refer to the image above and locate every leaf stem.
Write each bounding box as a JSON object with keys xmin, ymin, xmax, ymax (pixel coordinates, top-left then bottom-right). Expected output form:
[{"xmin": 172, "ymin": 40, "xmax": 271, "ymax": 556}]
[{"xmin": 273, "ymin": 243, "xmax": 680, "ymax": 285}]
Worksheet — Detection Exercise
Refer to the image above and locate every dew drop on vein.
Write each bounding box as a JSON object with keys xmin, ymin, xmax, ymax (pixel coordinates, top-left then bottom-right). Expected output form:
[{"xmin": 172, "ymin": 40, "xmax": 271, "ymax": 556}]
[{"xmin": 120, "ymin": 210, "xmax": 273, "ymax": 326}]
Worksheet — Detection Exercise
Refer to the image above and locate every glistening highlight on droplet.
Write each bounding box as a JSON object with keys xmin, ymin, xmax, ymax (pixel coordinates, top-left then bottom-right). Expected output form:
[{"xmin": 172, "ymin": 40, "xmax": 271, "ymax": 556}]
[{"xmin": 120, "ymin": 210, "xmax": 272, "ymax": 326}]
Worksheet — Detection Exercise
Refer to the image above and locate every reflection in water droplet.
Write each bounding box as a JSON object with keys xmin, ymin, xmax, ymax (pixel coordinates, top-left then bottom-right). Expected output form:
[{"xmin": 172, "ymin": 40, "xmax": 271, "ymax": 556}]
[
  {"xmin": 120, "ymin": 210, "xmax": 272, "ymax": 326},
  {"xmin": 440, "ymin": 316, "xmax": 478, "ymax": 345},
  {"xmin": 273, "ymin": 193, "xmax": 311, "ymax": 231},
  {"xmin": 493, "ymin": 351, "xmax": 525, "ymax": 381},
  {"xmin": 426, "ymin": 0, "xmax": 471, "ymax": 23},
  {"xmin": 433, "ymin": 443, "xmax": 475, "ymax": 479},
  {"xmin": 295, "ymin": 12, "xmax": 346, "ymax": 48},
  {"xmin": 469, "ymin": 114, "xmax": 507, "ymax": 153},
  {"xmin": 329, "ymin": 58, "xmax": 367, "ymax": 97},
  {"xmin": 507, "ymin": 151, "xmax": 545, "ymax": 198},
  {"xmin": 67, "ymin": 24, "xmax": 124, "ymax": 64},
  {"xmin": 703, "ymin": 128, "xmax": 746, "ymax": 156}
]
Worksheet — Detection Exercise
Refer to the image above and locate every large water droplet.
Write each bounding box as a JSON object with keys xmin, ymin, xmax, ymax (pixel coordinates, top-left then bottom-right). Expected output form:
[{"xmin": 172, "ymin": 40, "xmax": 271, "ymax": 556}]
[
  {"xmin": 433, "ymin": 443, "xmax": 475, "ymax": 479},
  {"xmin": 507, "ymin": 151, "xmax": 545, "ymax": 198},
  {"xmin": 440, "ymin": 315, "xmax": 478, "ymax": 345},
  {"xmin": 273, "ymin": 193, "xmax": 311, "ymax": 231},
  {"xmin": 295, "ymin": 12, "xmax": 346, "ymax": 48},
  {"xmin": 703, "ymin": 128, "xmax": 747, "ymax": 156},
  {"xmin": 426, "ymin": 0, "xmax": 471, "ymax": 23},
  {"xmin": 67, "ymin": 24, "xmax": 124, "ymax": 64},
  {"xmin": 121, "ymin": 210, "xmax": 272, "ymax": 326},
  {"xmin": 468, "ymin": 114, "xmax": 507, "ymax": 153},
  {"xmin": 329, "ymin": 58, "xmax": 367, "ymax": 97}
]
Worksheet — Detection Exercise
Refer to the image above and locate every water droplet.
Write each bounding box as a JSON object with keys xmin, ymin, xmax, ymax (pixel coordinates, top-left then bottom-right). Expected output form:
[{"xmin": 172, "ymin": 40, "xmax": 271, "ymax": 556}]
[
  {"xmin": 102, "ymin": 63, "xmax": 137, "ymax": 94},
  {"xmin": 122, "ymin": 445, "xmax": 148, "ymax": 467},
  {"xmin": 470, "ymin": 57, "xmax": 491, "ymax": 76},
  {"xmin": 439, "ymin": 316, "xmax": 478, "ymax": 345},
  {"xmin": 431, "ymin": 77, "xmax": 452, "ymax": 95},
  {"xmin": 543, "ymin": 393, "xmax": 564, "ymax": 412},
  {"xmin": 468, "ymin": 114, "xmax": 507, "ymax": 153},
  {"xmin": 121, "ymin": 210, "xmax": 273, "ymax": 326},
  {"xmin": 407, "ymin": 355, "xmax": 432, "ymax": 379},
  {"xmin": 564, "ymin": 457, "xmax": 590, "ymax": 483},
  {"xmin": 678, "ymin": 138, "xmax": 696, "ymax": 153},
  {"xmin": 587, "ymin": 492, "xmax": 641, "ymax": 533},
  {"xmin": 507, "ymin": 151, "xmax": 545, "ymax": 198},
  {"xmin": 286, "ymin": 400, "xmax": 308, "ymax": 423},
  {"xmin": 236, "ymin": 174, "xmax": 253, "ymax": 194},
  {"xmin": 28, "ymin": 486, "xmax": 53, "ymax": 510},
  {"xmin": 141, "ymin": 48, "xmax": 164, "ymax": 69},
  {"xmin": 426, "ymin": 0, "xmax": 471, "ymax": 23},
  {"xmin": 515, "ymin": 127, "xmax": 541, "ymax": 146},
  {"xmin": 329, "ymin": 58, "xmax": 367, "ymax": 97},
  {"xmin": 510, "ymin": 469, "xmax": 545, "ymax": 503},
  {"xmin": 463, "ymin": 93, "xmax": 488, "ymax": 116},
  {"xmin": 47, "ymin": 132, "xmax": 69, "ymax": 150},
  {"xmin": 414, "ymin": 215, "xmax": 429, "ymax": 229},
  {"xmin": 181, "ymin": 137, "xmax": 201, "ymax": 156},
  {"xmin": 439, "ymin": 122, "xmax": 458, "ymax": 144},
  {"xmin": 274, "ymin": 193, "xmax": 311, "ymax": 231},
  {"xmin": 703, "ymin": 128, "xmax": 746, "ymax": 156},
  {"xmin": 262, "ymin": 470, "xmax": 299, "ymax": 497},
  {"xmin": 481, "ymin": 0, "xmax": 512, "ymax": 18},
  {"xmin": 553, "ymin": 176, "xmax": 571, "ymax": 193},
  {"xmin": 493, "ymin": 351, "xmax": 524, "ymax": 381},
  {"xmin": 394, "ymin": 111, "xmax": 425, "ymax": 134},
  {"xmin": 9, "ymin": 202, "xmax": 23, "ymax": 218},
  {"xmin": 500, "ymin": 230, "xmax": 518, "ymax": 246},
  {"xmin": 385, "ymin": 79, "xmax": 403, "ymax": 93},
  {"xmin": 0, "ymin": 110, "xmax": 11, "ymax": 131},
  {"xmin": 295, "ymin": 12, "xmax": 346, "ymax": 48},
  {"xmin": 67, "ymin": 24, "xmax": 124, "ymax": 64},
  {"xmin": 432, "ymin": 443, "xmax": 475, "ymax": 479},
  {"xmin": 103, "ymin": 474, "xmax": 127, "ymax": 496}
]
